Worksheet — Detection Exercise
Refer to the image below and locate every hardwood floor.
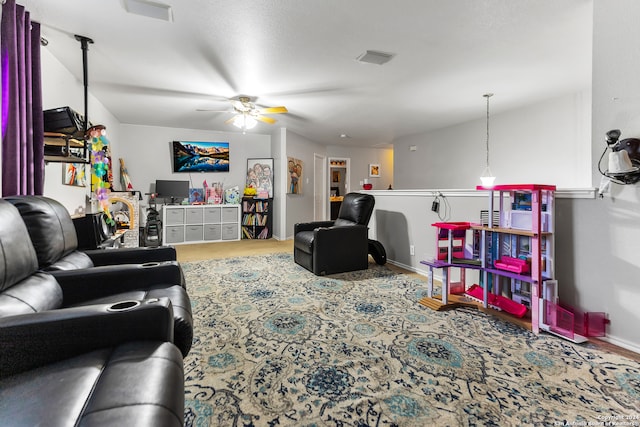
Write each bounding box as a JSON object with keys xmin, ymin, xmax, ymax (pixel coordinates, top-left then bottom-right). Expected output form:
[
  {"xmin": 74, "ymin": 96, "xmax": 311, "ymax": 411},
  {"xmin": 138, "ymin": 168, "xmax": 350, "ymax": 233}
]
[{"xmin": 175, "ymin": 239, "xmax": 293, "ymax": 262}]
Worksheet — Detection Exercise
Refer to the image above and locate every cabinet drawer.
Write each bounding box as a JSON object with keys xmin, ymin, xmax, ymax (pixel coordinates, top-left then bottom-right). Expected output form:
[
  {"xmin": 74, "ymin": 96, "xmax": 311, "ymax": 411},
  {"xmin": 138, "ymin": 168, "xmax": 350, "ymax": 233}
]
[
  {"xmin": 221, "ymin": 206, "xmax": 238, "ymax": 222},
  {"xmin": 204, "ymin": 206, "xmax": 221, "ymax": 223},
  {"xmin": 185, "ymin": 225, "xmax": 203, "ymax": 241},
  {"xmin": 164, "ymin": 209, "xmax": 184, "ymax": 225},
  {"xmin": 204, "ymin": 224, "xmax": 221, "ymax": 241},
  {"xmin": 221, "ymin": 224, "xmax": 238, "ymax": 240},
  {"xmin": 185, "ymin": 207, "xmax": 203, "ymax": 224},
  {"xmin": 165, "ymin": 225, "xmax": 184, "ymax": 243}
]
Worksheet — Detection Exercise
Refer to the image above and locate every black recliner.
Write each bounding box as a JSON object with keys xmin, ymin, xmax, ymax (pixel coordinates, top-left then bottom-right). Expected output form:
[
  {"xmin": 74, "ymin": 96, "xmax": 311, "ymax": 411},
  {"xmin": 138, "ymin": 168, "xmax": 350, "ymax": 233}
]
[
  {"xmin": 0, "ymin": 199, "xmax": 193, "ymax": 357},
  {"xmin": 4, "ymin": 195, "xmax": 179, "ymax": 272},
  {"xmin": 294, "ymin": 192, "xmax": 375, "ymax": 275}
]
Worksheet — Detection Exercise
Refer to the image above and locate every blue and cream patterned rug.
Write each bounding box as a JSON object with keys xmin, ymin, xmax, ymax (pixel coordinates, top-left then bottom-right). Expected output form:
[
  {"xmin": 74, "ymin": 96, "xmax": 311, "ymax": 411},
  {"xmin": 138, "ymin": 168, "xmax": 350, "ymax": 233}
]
[{"xmin": 182, "ymin": 253, "xmax": 639, "ymax": 426}]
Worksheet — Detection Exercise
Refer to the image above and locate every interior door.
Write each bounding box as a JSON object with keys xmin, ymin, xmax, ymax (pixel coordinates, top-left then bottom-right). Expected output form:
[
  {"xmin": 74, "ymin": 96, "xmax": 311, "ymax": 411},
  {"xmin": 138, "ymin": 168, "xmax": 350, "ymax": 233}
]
[{"xmin": 327, "ymin": 157, "xmax": 350, "ymax": 219}]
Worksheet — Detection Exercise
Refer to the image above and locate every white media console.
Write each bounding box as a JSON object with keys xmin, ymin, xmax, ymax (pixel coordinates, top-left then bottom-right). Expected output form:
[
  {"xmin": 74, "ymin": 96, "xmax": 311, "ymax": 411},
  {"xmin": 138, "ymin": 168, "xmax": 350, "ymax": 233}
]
[{"xmin": 162, "ymin": 204, "xmax": 241, "ymax": 244}]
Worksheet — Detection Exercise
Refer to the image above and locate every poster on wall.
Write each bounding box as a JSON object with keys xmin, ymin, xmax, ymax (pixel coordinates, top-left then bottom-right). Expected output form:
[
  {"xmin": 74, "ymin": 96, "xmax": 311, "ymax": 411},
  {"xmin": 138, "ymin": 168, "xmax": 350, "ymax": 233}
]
[
  {"xmin": 287, "ymin": 157, "xmax": 303, "ymax": 194},
  {"xmin": 246, "ymin": 158, "xmax": 274, "ymax": 198},
  {"xmin": 62, "ymin": 163, "xmax": 87, "ymax": 187}
]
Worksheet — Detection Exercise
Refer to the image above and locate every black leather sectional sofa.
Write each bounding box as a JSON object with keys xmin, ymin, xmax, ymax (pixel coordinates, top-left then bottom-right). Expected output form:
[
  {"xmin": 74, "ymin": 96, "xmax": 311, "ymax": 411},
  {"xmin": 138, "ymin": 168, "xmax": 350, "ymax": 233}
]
[{"xmin": 0, "ymin": 197, "xmax": 190, "ymax": 426}]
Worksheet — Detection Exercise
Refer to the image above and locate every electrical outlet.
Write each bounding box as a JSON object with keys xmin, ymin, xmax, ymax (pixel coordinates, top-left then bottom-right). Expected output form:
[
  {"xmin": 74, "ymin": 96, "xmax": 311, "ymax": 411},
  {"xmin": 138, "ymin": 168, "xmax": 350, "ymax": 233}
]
[{"xmin": 410, "ymin": 245, "xmax": 415, "ymax": 256}]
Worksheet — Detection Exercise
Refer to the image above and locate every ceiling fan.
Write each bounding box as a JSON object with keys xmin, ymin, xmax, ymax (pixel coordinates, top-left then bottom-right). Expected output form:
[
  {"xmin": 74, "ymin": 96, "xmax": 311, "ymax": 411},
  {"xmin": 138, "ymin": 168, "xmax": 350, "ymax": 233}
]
[{"xmin": 199, "ymin": 96, "xmax": 288, "ymax": 132}]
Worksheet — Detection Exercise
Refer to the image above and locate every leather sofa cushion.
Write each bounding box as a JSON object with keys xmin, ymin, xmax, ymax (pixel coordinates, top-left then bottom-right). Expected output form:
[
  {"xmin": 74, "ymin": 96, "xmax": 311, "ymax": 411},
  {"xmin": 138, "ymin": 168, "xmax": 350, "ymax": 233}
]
[
  {"xmin": 0, "ymin": 341, "xmax": 184, "ymax": 427},
  {"xmin": 0, "ymin": 273, "xmax": 63, "ymax": 316},
  {"xmin": 4, "ymin": 196, "xmax": 80, "ymax": 269},
  {"xmin": 47, "ymin": 251, "xmax": 95, "ymax": 271},
  {"xmin": 0, "ymin": 201, "xmax": 40, "ymax": 292}
]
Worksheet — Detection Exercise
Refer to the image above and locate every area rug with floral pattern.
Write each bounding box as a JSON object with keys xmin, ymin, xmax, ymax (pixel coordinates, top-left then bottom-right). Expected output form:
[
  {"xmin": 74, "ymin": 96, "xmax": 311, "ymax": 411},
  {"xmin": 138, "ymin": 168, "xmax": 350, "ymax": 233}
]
[{"xmin": 182, "ymin": 253, "xmax": 640, "ymax": 426}]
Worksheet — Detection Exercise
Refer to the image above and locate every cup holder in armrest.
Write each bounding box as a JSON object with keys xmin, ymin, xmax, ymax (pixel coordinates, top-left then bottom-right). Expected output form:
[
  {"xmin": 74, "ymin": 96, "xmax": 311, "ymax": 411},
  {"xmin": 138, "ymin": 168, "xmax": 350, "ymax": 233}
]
[
  {"xmin": 107, "ymin": 300, "xmax": 141, "ymax": 312},
  {"xmin": 141, "ymin": 262, "xmax": 161, "ymax": 268}
]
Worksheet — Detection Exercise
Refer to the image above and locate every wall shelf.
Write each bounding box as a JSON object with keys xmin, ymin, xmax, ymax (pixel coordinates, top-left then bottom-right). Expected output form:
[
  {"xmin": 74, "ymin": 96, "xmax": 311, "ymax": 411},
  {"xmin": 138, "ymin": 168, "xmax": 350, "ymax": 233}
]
[{"xmin": 44, "ymin": 131, "xmax": 88, "ymax": 163}]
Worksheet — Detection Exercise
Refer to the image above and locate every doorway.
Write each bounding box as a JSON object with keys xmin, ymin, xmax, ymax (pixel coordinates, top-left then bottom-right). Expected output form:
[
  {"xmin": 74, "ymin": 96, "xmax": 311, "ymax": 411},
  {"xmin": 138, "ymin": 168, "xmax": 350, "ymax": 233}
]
[{"xmin": 328, "ymin": 157, "xmax": 350, "ymax": 220}]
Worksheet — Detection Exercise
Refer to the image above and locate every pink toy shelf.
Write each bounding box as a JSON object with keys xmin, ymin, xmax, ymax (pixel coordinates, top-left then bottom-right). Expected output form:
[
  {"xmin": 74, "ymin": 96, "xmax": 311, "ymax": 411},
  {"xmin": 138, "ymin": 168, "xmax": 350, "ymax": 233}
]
[
  {"xmin": 432, "ymin": 222, "xmax": 472, "ymax": 262},
  {"xmin": 419, "ymin": 185, "xmax": 609, "ymax": 343}
]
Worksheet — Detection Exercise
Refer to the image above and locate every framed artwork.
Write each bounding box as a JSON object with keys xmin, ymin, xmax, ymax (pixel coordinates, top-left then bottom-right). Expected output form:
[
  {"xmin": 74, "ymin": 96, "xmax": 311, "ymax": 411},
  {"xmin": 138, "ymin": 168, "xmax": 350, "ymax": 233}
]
[
  {"xmin": 63, "ymin": 163, "xmax": 87, "ymax": 187},
  {"xmin": 247, "ymin": 158, "xmax": 274, "ymax": 198},
  {"xmin": 369, "ymin": 163, "xmax": 380, "ymax": 177},
  {"xmin": 332, "ymin": 170, "xmax": 341, "ymax": 183},
  {"xmin": 287, "ymin": 157, "xmax": 303, "ymax": 194}
]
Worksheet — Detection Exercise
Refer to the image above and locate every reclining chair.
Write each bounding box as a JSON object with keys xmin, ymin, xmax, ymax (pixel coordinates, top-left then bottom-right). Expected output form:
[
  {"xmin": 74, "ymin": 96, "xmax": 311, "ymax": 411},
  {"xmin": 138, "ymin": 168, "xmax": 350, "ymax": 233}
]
[
  {"xmin": 4, "ymin": 195, "xmax": 178, "ymax": 272},
  {"xmin": 294, "ymin": 192, "xmax": 375, "ymax": 275},
  {"xmin": 0, "ymin": 298, "xmax": 185, "ymax": 426},
  {"xmin": 0, "ymin": 199, "xmax": 193, "ymax": 357}
]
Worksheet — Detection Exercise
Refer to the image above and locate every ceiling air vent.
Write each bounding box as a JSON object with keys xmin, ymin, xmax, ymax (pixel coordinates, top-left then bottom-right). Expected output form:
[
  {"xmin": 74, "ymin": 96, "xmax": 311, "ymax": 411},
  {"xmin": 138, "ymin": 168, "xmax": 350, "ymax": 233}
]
[
  {"xmin": 356, "ymin": 50, "xmax": 395, "ymax": 65},
  {"xmin": 124, "ymin": 0, "xmax": 173, "ymax": 22}
]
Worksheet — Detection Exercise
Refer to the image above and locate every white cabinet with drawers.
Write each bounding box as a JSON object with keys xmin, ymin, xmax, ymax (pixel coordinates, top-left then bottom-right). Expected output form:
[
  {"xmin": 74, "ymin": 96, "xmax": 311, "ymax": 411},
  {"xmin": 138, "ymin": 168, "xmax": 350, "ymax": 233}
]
[{"xmin": 162, "ymin": 204, "xmax": 240, "ymax": 244}]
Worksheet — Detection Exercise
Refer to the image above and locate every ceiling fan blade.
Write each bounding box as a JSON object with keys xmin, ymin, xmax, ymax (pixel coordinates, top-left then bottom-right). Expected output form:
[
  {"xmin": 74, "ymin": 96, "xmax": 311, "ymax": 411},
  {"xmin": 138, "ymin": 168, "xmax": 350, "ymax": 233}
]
[
  {"xmin": 255, "ymin": 115, "xmax": 277, "ymax": 124},
  {"xmin": 196, "ymin": 109, "xmax": 233, "ymax": 113},
  {"xmin": 224, "ymin": 115, "xmax": 238, "ymax": 125},
  {"xmin": 259, "ymin": 106, "xmax": 288, "ymax": 114}
]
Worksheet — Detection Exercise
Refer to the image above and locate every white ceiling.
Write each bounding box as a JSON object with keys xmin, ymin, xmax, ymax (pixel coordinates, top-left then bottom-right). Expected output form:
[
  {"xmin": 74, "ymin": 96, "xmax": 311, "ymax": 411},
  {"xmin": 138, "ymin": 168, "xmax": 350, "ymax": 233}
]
[{"xmin": 23, "ymin": 0, "xmax": 593, "ymax": 147}]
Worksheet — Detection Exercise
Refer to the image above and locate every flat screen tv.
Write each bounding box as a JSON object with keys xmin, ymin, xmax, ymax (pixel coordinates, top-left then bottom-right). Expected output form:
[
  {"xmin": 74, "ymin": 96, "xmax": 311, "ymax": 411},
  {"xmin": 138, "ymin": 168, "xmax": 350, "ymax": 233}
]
[
  {"xmin": 172, "ymin": 141, "xmax": 230, "ymax": 173},
  {"xmin": 155, "ymin": 179, "xmax": 190, "ymax": 204}
]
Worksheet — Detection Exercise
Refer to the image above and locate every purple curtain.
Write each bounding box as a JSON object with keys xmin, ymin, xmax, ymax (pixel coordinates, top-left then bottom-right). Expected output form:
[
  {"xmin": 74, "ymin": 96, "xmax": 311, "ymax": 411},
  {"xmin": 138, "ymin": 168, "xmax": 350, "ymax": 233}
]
[{"xmin": 1, "ymin": 0, "xmax": 44, "ymax": 196}]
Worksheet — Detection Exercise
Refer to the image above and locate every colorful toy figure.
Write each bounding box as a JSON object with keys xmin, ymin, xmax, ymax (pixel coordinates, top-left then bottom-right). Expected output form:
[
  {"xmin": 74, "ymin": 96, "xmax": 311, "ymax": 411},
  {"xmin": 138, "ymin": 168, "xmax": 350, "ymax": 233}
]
[{"xmin": 88, "ymin": 125, "xmax": 114, "ymax": 225}]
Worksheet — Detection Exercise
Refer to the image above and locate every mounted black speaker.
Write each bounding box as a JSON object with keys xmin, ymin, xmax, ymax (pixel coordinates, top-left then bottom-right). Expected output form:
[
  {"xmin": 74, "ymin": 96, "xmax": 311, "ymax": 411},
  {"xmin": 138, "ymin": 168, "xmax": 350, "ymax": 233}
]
[
  {"xmin": 43, "ymin": 106, "xmax": 88, "ymax": 137},
  {"xmin": 73, "ymin": 212, "xmax": 113, "ymax": 250}
]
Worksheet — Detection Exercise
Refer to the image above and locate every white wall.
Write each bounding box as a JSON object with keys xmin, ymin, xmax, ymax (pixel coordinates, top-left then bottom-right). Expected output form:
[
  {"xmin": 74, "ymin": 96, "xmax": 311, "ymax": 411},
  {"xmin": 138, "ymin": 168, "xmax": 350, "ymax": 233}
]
[
  {"xmin": 117, "ymin": 123, "xmax": 270, "ymax": 210},
  {"xmin": 393, "ymin": 91, "xmax": 592, "ymax": 190},
  {"xmin": 569, "ymin": 0, "xmax": 640, "ymax": 352},
  {"xmin": 284, "ymin": 130, "xmax": 326, "ymax": 239},
  {"xmin": 327, "ymin": 145, "xmax": 394, "ymax": 191}
]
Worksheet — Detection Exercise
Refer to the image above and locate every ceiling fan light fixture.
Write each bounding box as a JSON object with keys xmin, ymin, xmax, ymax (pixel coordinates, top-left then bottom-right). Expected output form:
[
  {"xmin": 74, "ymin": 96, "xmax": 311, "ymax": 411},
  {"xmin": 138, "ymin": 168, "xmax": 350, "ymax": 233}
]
[
  {"xmin": 356, "ymin": 50, "xmax": 395, "ymax": 65},
  {"xmin": 124, "ymin": 0, "xmax": 173, "ymax": 22},
  {"xmin": 232, "ymin": 114, "xmax": 257, "ymax": 130}
]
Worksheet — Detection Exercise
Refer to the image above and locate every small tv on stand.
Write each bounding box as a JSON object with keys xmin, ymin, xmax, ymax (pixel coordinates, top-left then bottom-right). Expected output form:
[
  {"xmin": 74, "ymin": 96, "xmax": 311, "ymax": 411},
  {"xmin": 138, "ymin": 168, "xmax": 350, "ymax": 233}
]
[{"xmin": 155, "ymin": 180, "xmax": 189, "ymax": 204}]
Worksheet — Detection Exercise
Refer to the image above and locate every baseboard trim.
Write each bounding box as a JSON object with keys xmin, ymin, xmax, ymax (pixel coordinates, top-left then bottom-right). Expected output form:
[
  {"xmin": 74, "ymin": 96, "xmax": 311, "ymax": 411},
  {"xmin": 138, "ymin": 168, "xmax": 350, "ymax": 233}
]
[
  {"xmin": 386, "ymin": 259, "xmax": 429, "ymax": 278},
  {"xmin": 595, "ymin": 335, "xmax": 640, "ymax": 356}
]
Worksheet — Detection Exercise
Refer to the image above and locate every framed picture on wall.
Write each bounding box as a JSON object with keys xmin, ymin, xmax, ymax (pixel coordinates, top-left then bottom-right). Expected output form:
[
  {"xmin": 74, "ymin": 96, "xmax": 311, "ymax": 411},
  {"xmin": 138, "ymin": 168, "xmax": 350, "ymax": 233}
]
[
  {"xmin": 247, "ymin": 158, "xmax": 274, "ymax": 198},
  {"xmin": 287, "ymin": 157, "xmax": 303, "ymax": 194},
  {"xmin": 332, "ymin": 170, "xmax": 341, "ymax": 183},
  {"xmin": 369, "ymin": 163, "xmax": 380, "ymax": 177},
  {"xmin": 62, "ymin": 163, "xmax": 86, "ymax": 187}
]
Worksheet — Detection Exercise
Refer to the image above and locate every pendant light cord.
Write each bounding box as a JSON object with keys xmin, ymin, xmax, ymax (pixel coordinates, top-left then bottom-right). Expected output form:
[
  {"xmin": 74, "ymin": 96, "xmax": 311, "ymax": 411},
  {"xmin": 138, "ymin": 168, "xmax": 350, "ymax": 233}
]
[{"xmin": 484, "ymin": 93, "xmax": 493, "ymax": 169}]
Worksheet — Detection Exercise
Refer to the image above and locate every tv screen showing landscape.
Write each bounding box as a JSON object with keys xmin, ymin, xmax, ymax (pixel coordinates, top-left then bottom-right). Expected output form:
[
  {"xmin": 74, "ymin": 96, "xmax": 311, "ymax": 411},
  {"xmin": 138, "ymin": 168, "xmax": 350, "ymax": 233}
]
[{"xmin": 172, "ymin": 141, "xmax": 230, "ymax": 173}]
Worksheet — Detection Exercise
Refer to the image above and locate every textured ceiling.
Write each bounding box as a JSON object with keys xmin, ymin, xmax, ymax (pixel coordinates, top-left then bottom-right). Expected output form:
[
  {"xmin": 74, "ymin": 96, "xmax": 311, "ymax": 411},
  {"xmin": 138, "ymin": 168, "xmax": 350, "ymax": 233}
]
[{"xmin": 23, "ymin": 0, "xmax": 592, "ymax": 147}]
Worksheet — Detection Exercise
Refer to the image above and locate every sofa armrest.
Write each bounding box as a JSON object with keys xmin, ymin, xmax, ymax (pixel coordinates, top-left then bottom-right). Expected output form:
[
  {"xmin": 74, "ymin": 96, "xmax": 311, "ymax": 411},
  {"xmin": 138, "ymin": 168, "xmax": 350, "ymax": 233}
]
[
  {"xmin": 83, "ymin": 246, "xmax": 177, "ymax": 266},
  {"xmin": 294, "ymin": 221, "xmax": 335, "ymax": 234},
  {"xmin": 0, "ymin": 298, "xmax": 174, "ymax": 377},
  {"xmin": 312, "ymin": 225, "xmax": 369, "ymax": 275},
  {"xmin": 313, "ymin": 225, "xmax": 368, "ymax": 250},
  {"xmin": 50, "ymin": 262, "xmax": 186, "ymax": 306}
]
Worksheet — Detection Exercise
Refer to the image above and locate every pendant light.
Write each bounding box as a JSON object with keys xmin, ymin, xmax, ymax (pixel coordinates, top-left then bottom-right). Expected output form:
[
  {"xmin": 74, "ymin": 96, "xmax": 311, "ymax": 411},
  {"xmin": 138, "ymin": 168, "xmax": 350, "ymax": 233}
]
[{"xmin": 480, "ymin": 93, "xmax": 496, "ymax": 186}]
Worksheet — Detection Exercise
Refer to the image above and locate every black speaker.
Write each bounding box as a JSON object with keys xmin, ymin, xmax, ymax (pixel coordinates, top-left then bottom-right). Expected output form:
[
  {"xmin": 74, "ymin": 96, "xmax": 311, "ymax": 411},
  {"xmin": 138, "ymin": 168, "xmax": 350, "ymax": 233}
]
[
  {"xmin": 73, "ymin": 212, "xmax": 113, "ymax": 250},
  {"xmin": 43, "ymin": 106, "xmax": 88, "ymax": 137}
]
